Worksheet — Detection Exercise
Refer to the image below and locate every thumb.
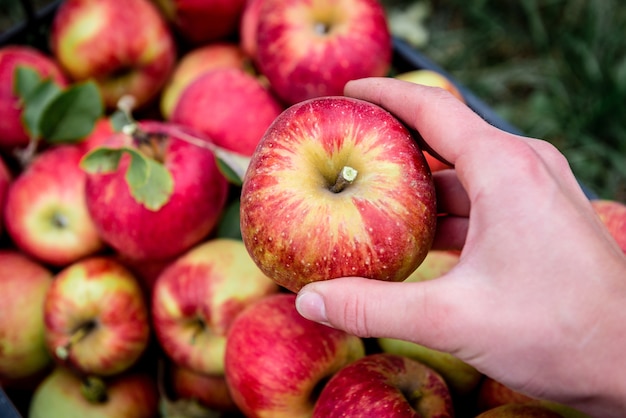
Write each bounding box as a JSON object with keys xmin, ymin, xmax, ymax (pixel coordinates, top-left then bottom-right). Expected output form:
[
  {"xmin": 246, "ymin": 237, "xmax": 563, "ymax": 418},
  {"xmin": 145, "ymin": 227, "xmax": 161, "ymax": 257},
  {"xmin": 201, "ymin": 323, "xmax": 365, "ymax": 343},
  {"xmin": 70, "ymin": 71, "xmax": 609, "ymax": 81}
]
[{"xmin": 295, "ymin": 276, "xmax": 466, "ymax": 351}]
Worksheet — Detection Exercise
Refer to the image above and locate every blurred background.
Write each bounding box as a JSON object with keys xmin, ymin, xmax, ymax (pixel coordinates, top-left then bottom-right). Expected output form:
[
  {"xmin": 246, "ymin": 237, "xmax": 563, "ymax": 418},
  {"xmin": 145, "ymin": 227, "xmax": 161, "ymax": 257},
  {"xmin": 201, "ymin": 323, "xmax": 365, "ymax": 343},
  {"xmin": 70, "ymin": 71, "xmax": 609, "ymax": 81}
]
[{"xmin": 2, "ymin": 0, "xmax": 625, "ymax": 200}]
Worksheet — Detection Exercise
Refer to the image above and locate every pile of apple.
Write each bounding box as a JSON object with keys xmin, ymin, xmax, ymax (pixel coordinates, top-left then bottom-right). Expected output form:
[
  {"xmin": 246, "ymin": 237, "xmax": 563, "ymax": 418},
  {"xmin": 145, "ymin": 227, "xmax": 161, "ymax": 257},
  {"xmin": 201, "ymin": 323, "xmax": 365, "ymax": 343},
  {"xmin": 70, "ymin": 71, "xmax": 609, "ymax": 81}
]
[{"xmin": 1, "ymin": 0, "xmax": 625, "ymax": 417}]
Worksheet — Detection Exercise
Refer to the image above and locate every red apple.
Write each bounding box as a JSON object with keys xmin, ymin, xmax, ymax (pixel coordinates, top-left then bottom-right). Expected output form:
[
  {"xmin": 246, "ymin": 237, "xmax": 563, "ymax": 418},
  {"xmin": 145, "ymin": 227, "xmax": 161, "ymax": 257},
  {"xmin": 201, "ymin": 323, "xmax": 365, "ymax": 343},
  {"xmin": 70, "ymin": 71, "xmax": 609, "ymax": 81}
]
[
  {"xmin": 152, "ymin": 238, "xmax": 280, "ymax": 376},
  {"xmin": 313, "ymin": 353, "xmax": 455, "ymax": 417},
  {"xmin": 43, "ymin": 256, "xmax": 151, "ymax": 376},
  {"xmin": 50, "ymin": 0, "xmax": 177, "ymax": 110},
  {"xmin": 0, "ymin": 156, "xmax": 11, "ymax": 237},
  {"xmin": 170, "ymin": 363, "xmax": 239, "ymax": 413},
  {"xmin": 4, "ymin": 145, "xmax": 106, "ymax": 267},
  {"xmin": 84, "ymin": 120, "xmax": 229, "ymax": 261},
  {"xmin": 224, "ymin": 293, "xmax": 366, "ymax": 418},
  {"xmin": 240, "ymin": 96, "xmax": 437, "ymax": 293},
  {"xmin": 171, "ymin": 67, "xmax": 284, "ymax": 157},
  {"xmin": 475, "ymin": 403, "xmax": 563, "ymax": 418},
  {"xmin": 0, "ymin": 45, "xmax": 68, "ymax": 152},
  {"xmin": 239, "ymin": 0, "xmax": 263, "ymax": 61},
  {"xmin": 591, "ymin": 199, "xmax": 626, "ymax": 254},
  {"xmin": 77, "ymin": 117, "xmax": 116, "ymax": 156},
  {"xmin": 254, "ymin": 0, "xmax": 392, "ymax": 105},
  {"xmin": 477, "ymin": 376, "xmax": 537, "ymax": 412},
  {"xmin": 28, "ymin": 367, "xmax": 159, "ymax": 418},
  {"xmin": 160, "ymin": 42, "xmax": 249, "ymax": 120},
  {"xmin": 0, "ymin": 250, "xmax": 54, "ymax": 385},
  {"xmin": 152, "ymin": 0, "xmax": 247, "ymax": 45}
]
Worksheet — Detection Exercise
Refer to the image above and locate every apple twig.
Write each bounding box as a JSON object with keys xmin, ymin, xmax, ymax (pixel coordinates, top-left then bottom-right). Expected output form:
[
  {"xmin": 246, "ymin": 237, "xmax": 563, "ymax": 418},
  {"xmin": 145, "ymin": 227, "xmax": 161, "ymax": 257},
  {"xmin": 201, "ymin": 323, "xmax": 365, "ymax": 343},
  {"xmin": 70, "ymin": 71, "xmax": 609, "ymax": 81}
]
[{"xmin": 330, "ymin": 166, "xmax": 358, "ymax": 193}]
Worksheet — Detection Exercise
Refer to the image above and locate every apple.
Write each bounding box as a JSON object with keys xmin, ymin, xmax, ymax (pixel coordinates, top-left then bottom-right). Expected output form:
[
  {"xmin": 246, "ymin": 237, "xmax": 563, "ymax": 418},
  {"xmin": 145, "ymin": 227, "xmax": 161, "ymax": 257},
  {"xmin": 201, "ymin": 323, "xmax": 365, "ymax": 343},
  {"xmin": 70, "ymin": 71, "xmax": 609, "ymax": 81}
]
[
  {"xmin": 394, "ymin": 69, "xmax": 465, "ymax": 103},
  {"xmin": 0, "ymin": 156, "xmax": 11, "ymax": 237},
  {"xmin": 84, "ymin": 120, "xmax": 229, "ymax": 261},
  {"xmin": 254, "ymin": 0, "xmax": 392, "ymax": 105},
  {"xmin": 378, "ymin": 250, "xmax": 483, "ymax": 396},
  {"xmin": 160, "ymin": 42, "xmax": 249, "ymax": 120},
  {"xmin": 0, "ymin": 45, "xmax": 68, "ymax": 152},
  {"xmin": 313, "ymin": 352, "xmax": 455, "ymax": 417},
  {"xmin": 0, "ymin": 250, "xmax": 54, "ymax": 386},
  {"xmin": 475, "ymin": 403, "xmax": 563, "ymax": 418},
  {"xmin": 169, "ymin": 363, "xmax": 239, "ymax": 413},
  {"xmin": 240, "ymin": 96, "xmax": 437, "ymax": 293},
  {"xmin": 77, "ymin": 117, "xmax": 116, "ymax": 156},
  {"xmin": 224, "ymin": 293, "xmax": 366, "ymax": 418},
  {"xmin": 4, "ymin": 145, "xmax": 106, "ymax": 267},
  {"xmin": 152, "ymin": 0, "xmax": 247, "ymax": 45},
  {"xmin": 28, "ymin": 366, "xmax": 159, "ymax": 418},
  {"xmin": 43, "ymin": 256, "xmax": 151, "ymax": 376},
  {"xmin": 151, "ymin": 238, "xmax": 280, "ymax": 376},
  {"xmin": 239, "ymin": 0, "xmax": 264, "ymax": 61},
  {"xmin": 50, "ymin": 0, "xmax": 177, "ymax": 110},
  {"xmin": 590, "ymin": 199, "xmax": 626, "ymax": 254},
  {"xmin": 170, "ymin": 67, "xmax": 284, "ymax": 157}
]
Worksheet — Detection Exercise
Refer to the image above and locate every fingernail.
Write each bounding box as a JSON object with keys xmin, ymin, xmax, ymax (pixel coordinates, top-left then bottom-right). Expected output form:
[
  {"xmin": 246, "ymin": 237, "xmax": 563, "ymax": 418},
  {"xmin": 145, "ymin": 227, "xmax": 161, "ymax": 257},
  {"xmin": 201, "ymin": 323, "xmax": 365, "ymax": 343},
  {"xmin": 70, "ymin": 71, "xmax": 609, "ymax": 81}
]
[{"xmin": 296, "ymin": 290, "xmax": 329, "ymax": 325}]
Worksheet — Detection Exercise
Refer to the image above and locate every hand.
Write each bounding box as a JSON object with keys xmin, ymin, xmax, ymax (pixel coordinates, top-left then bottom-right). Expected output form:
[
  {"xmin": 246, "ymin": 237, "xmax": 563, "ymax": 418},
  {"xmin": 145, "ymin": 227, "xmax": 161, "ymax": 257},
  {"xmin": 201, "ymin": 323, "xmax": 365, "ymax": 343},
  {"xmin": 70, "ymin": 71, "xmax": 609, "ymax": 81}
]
[{"xmin": 295, "ymin": 77, "xmax": 626, "ymax": 416}]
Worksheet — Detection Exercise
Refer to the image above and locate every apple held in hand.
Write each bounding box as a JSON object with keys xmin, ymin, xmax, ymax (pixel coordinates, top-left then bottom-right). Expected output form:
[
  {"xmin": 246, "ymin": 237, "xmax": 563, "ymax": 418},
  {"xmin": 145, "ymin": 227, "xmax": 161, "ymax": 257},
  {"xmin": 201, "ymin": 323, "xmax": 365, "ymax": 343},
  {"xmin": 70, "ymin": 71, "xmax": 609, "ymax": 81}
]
[
  {"xmin": 50, "ymin": 0, "xmax": 176, "ymax": 110},
  {"xmin": 254, "ymin": 0, "xmax": 392, "ymax": 105},
  {"xmin": 224, "ymin": 293, "xmax": 366, "ymax": 418},
  {"xmin": 152, "ymin": 238, "xmax": 280, "ymax": 376},
  {"xmin": 313, "ymin": 353, "xmax": 454, "ymax": 418},
  {"xmin": 28, "ymin": 367, "xmax": 159, "ymax": 418},
  {"xmin": 43, "ymin": 256, "xmax": 150, "ymax": 376},
  {"xmin": 240, "ymin": 96, "xmax": 437, "ymax": 293},
  {"xmin": 4, "ymin": 145, "xmax": 105, "ymax": 267},
  {"xmin": 590, "ymin": 199, "xmax": 626, "ymax": 255},
  {"xmin": 0, "ymin": 45, "xmax": 68, "ymax": 152},
  {"xmin": 0, "ymin": 250, "xmax": 53, "ymax": 385},
  {"xmin": 83, "ymin": 120, "xmax": 229, "ymax": 261}
]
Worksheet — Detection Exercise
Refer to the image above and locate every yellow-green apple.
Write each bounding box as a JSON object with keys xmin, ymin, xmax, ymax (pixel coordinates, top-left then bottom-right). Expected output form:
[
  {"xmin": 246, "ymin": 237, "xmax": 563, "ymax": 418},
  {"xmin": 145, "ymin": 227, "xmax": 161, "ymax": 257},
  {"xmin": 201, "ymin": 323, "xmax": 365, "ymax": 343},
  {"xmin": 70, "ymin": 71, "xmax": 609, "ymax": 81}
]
[
  {"xmin": 3, "ymin": 145, "xmax": 105, "ymax": 267},
  {"xmin": 83, "ymin": 120, "xmax": 229, "ymax": 261},
  {"xmin": 0, "ymin": 250, "xmax": 53, "ymax": 386},
  {"xmin": 240, "ymin": 96, "xmax": 437, "ymax": 293},
  {"xmin": 152, "ymin": 0, "xmax": 247, "ymax": 45},
  {"xmin": 28, "ymin": 366, "xmax": 159, "ymax": 418},
  {"xmin": 0, "ymin": 156, "xmax": 11, "ymax": 237},
  {"xmin": 169, "ymin": 363, "xmax": 239, "ymax": 413},
  {"xmin": 171, "ymin": 67, "xmax": 284, "ymax": 157},
  {"xmin": 590, "ymin": 199, "xmax": 626, "ymax": 254},
  {"xmin": 0, "ymin": 45, "xmax": 68, "ymax": 152},
  {"xmin": 313, "ymin": 353, "xmax": 455, "ymax": 417},
  {"xmin": 475, "ymin": 403, "xmax": 563, "ymax": 418},
  {"xmin": 43, "ymin": 256, "xmax": 150, "ymax": 376},
  {"xmin": 254, "ymin": 0, "xmax": 392, "ymax": 105},
  {"xmin": 394, "ymin": 69, "xmax": 464, "ymax": 103},
  {"xmin": 224, "ymin": 293, "xmax": 366, "ymax": 418},
  {"xmin": 50, "ymin": 0, "xmax": 177, "ymax": 110},
  {"xmin": 159, "ymin": 42, "xmax": 248, "ymax": 120},
  {"xmin": 151, "ymin": 238, "xmax": 279, "ymax": 376},
  {"xmin": 378, "ymin": 250, "xmax": 483, "ymax": 396}
]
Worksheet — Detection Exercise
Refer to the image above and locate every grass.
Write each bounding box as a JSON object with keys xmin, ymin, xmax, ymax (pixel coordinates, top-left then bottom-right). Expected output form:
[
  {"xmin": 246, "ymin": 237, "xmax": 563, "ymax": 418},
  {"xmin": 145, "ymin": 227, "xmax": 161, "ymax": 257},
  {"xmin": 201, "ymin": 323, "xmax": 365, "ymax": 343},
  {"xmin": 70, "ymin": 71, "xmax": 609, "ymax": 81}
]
[{"xmin": 387, "ymin": 0, "xmax": 626, "ymax": 200}]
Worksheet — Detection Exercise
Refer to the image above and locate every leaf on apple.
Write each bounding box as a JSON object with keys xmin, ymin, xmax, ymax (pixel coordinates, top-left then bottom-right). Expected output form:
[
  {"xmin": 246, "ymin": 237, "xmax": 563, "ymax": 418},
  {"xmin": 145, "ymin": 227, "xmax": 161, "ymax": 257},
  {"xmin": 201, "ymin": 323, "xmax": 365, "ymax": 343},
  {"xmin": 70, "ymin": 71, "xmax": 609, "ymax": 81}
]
[
  {"xmin": 216, "ymin": 199, "xmax": 242, "ymax": 240},
  {"xmin": 81, "ymin": 146, "xmax": 174, "ymax": 211},
  {"xmin": 14, "ymin": 66, "xmax": 104, "ymax": 143},
  {"xmin": 213, "ymin": 149, "xmax": 250, "ymax": 186}
]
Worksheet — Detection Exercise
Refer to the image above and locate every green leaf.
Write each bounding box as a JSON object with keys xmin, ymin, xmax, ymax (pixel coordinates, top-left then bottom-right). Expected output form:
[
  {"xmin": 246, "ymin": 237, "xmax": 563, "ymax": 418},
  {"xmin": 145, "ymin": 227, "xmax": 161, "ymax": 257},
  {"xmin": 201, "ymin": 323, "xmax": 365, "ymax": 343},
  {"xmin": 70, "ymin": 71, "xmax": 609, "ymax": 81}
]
[
  {"xmin": 14, "ymin": 66, "xmax": 43, "ymax": 99},
  {"xmin": 20, "ymin": 79, "xmax": 62, "ymax": 139},
  {"xmin": 39, "ymin": 81, "xmax": 104, "ymax": 143},
  {"xmin": 80, "ymin": 147, "xmax": 124, "ymax": 173},
  {"xmin": 216, "ymin": 200, "xmax": 242, "ymax": 240},
  {"xmin": 213, "ymin": 147, "xmax": 251, "ymax": 186},
  {"xmin": 110, "ymin": 109, "xmax": 134, "ymax": 133}
]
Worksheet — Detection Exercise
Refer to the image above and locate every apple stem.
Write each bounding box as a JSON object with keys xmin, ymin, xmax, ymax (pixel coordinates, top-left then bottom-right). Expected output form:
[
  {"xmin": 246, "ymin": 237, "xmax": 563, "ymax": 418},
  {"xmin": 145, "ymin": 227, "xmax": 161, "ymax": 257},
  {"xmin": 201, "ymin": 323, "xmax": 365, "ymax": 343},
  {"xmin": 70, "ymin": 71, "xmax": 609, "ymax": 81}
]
[
  {"xmin": 330, "ymin": 166, "xmax": 358, "ymax": 193},
  {"xmin": 55, "ymin": 322, "xmax": 94, "ymax": 361},
  {"xmin": 80, "ymin": 375, "xmax": 108, "ymax": 404}
]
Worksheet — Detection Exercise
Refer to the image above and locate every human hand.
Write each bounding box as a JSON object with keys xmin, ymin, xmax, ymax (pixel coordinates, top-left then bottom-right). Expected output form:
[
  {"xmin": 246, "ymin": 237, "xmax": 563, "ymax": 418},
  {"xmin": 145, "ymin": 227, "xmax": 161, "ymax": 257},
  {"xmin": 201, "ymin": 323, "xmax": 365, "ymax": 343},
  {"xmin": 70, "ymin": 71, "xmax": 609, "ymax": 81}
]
[{"xmin": 295, "ymin": 77, "xmax": 626, "ymax": 416}]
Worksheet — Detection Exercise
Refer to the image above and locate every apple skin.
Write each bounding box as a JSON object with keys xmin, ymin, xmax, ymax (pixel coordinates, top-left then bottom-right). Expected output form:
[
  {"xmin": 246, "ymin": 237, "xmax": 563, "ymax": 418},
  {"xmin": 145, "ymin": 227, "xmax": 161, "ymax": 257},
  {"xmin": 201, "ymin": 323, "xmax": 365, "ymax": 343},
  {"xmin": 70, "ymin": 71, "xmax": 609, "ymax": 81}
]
[
  {"xmin": 394, "ymin": 69, "xmax": 464, "ymax": 103},
  {"xmin": 28, "ymin": 366, "xmax": 159, "ymax": 418},
  {"xmin": 0, "ymin": 155, "xmax": 11, "ymax": 237},
  {"xmin": 170, "ymin": 363, "xmax": 239, "ymax": 413},
  {"xmin": 43, "ymin": 256, "xmax": 151, "ymax": 376},
  {"xmin": 77, "ymin": 117, "xmax": 116, "ymax": 157},
  {"xmin": 50, "ymin": 0, "xmax": 177, "ymax": 110},
  {"xmin": 475, "ymin": 403, "xmax": 565, "ymax": 418},
  {"xmin": 153, "ymin": 0, "xmax": 247, "ymax": 45},
  {"xmin": 160, "ymin": 42, "xmax": 248, "ymax": 120},
  {"xmin": 239, "ymin": 0, "xmax": 264, "ymax": 61},
  {"xmin": 313, "ymin": 353, "xmax": 455, "ymax": 418},
  {"xmin": 0, "ymin": 250, "xmax": 54, "ymax": 385},
  {"xmin": 378, "ymin": 250, "xmax": 483, "ymax": 396},
  {"xmin": 224, "ymin": 293, "xmax": 366, "ymax": 418},
  {"xmin": 0, "ymin": 45, "xmax": 68, "ymax": 152},
  {"xmin": 240, "ymin": 96, "xmax": 437, "ymax": 293},
  {"xmin": 151, "ymin": 238, "xmax": 280, "ymax": 376},
  {"xmin": 590, "ymin": 199, "xmax": 626, "ymax": 254},
  {"xmin": 255, "ymin": 0, "xmax": 392, "ymax": 105},
  {"xmin": 171, "ymin": 67, "xmax": 284, "ymax": 157},
  {"xmin": 4, "ymin": 145, "xmax": 106, "ymax": 267},
  {"xmin": 84, "ymin": 120, "xmax": 229, "ymax": 261}
]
